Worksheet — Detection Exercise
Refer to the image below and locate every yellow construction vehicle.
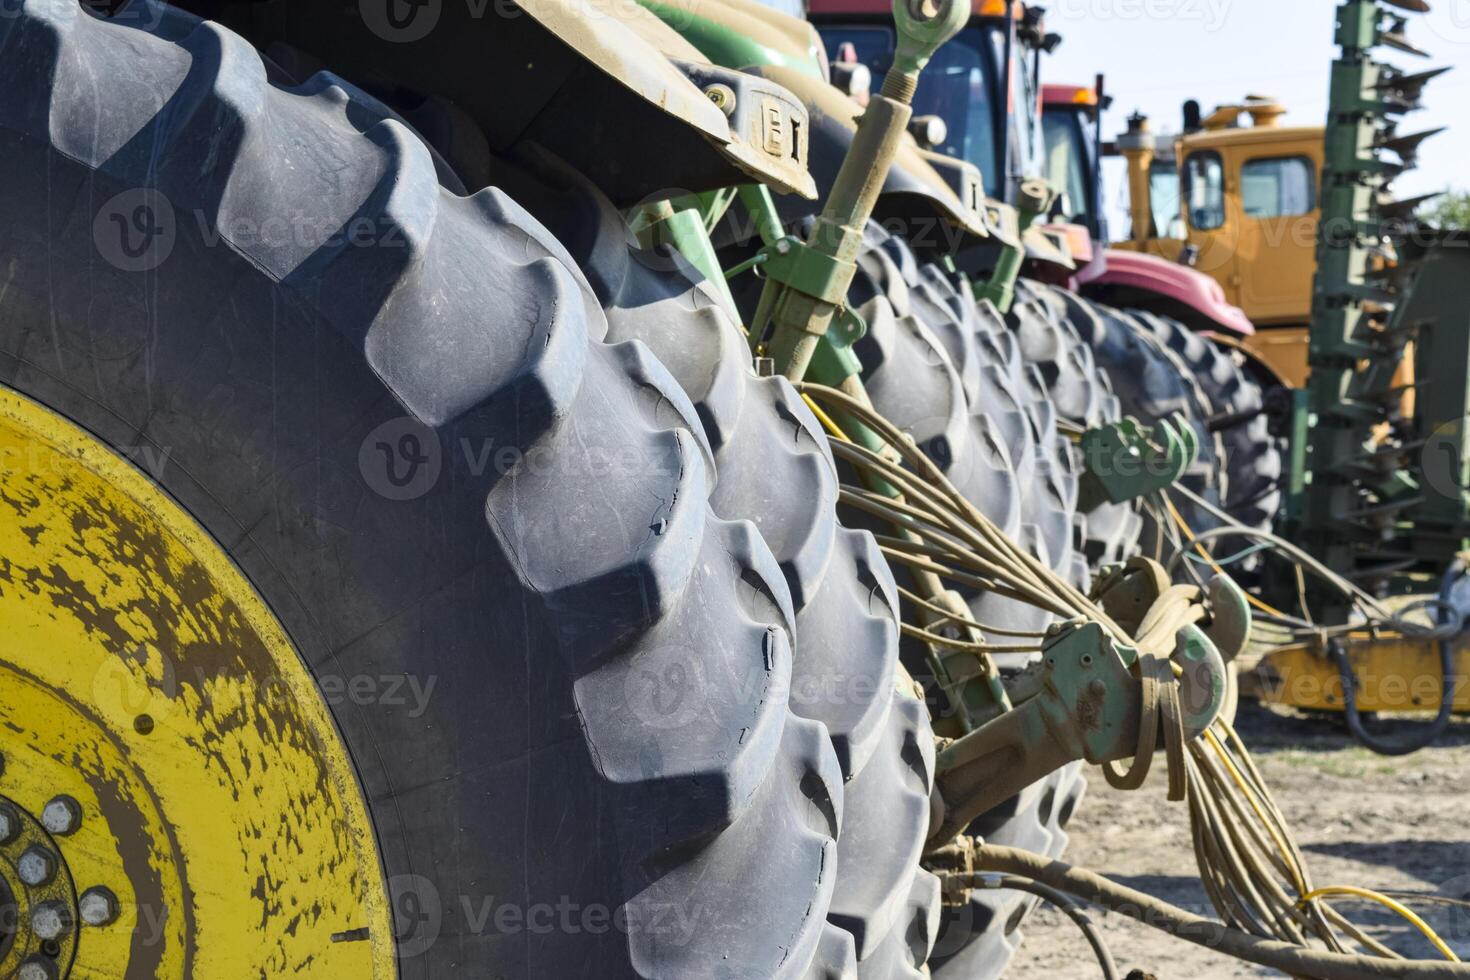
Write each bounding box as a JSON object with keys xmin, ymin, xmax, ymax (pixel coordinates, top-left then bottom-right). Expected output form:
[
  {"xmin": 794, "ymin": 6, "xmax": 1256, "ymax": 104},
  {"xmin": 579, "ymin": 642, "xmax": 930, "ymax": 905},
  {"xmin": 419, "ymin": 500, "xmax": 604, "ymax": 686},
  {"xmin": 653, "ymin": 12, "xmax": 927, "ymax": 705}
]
[{"xmin": 1115, "ymin": 98, "xmax": 1324, "ymax": 386}]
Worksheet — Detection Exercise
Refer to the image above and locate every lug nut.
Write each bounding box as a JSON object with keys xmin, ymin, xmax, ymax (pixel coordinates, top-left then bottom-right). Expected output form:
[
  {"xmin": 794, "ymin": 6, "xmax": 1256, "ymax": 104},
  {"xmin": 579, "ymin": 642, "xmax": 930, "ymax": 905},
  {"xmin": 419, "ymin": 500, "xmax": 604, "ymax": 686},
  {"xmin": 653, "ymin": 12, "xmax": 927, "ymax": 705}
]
[
  {"xmin": 79, "ymin": 886, "xmax": 119, "ymax": 926},
  {"xmin": 0, "ymin": 802, "xmax": 19, "ymax": 844},
  {"xmin": 30, "ymin": 900, "xmax": 71, "ymax": 941},
  {"xmin": 40, "ymin": 795, "xmax": 81, "ymax": 835},
  {"xmin": 17, "ymin": 958, "xmax": 56, "ymax": 980},
  {"xmin": 16, "ymin": 845, "xmax": 55, "ymax": 886}
]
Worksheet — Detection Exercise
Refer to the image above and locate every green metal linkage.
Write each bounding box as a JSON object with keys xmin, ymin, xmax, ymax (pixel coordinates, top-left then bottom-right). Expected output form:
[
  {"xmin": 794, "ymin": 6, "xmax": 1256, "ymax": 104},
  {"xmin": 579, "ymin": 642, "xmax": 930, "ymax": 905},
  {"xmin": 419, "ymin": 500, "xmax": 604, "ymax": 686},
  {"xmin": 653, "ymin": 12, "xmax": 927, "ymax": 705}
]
[
  {"xmin": 973, "ymin": 179, "xmax": 1052, "ymax": 315},
  {"xmin": 749, "ymin": 0, "xmax": 966, "ymax": 382},
  {"xmin": 633, "ymin": 201, "xmax": 741, "ymax": 312},
  {"xmin": 1076, "ymin": 413, "xmax": 1198, "ymax": 512}
]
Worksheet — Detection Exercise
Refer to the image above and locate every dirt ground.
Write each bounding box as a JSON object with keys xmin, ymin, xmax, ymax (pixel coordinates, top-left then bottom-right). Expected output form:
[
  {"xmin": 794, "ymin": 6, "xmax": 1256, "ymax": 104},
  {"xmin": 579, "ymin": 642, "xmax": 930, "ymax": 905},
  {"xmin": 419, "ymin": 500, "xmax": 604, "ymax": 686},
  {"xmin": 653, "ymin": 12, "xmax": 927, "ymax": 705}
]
[{"xmin": 1003, "ymin": 699, "xmax": 1470, "ymax": 978}]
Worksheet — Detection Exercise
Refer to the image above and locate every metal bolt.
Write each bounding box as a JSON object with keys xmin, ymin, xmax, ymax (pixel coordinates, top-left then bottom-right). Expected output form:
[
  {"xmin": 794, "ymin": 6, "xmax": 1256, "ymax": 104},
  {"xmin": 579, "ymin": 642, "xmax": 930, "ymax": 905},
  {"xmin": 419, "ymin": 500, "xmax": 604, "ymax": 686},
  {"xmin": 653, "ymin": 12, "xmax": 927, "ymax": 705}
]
[
  {"xmin": 0, "ymin": 803, "xmax": 18, "ymax": 844},
  {"xmin": 40, "ymin": 795, "xmax": 80, "ymax": 836},
  {"xmin": 16, "ymin": 845, "xmax": 56, "ymax": 886},
  {"xmin": 30, "ymin": 900, "xmax": 71, "ymax": 941},
  {"xmin": 1046, "ymin": 622, "xmax": 1064, "ymax": 636},
  {"xmin": 17, "ymin": 959, "xmax": 56, "ymax": 980},
  {"xmin": 79, "ymin": 886, "xmax": 119, "ymax": 926},
  {"xmin": 703, "ymin": 83, "xmax": 737, "ymax": 115},
  {"xmin": 774, "ymin": 239, "xmax": 792, "ymax": 255}
]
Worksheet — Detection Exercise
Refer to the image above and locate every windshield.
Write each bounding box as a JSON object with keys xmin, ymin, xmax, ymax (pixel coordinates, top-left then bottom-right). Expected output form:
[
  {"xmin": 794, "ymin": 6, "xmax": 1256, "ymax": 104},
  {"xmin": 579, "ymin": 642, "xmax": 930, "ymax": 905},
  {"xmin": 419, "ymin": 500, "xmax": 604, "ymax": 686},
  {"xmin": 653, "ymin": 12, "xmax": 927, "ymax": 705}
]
[
  {"xmin": 1042, "ymin": 106, "xmax": 1095, "ymax": 233},
  {"xmin": 816, "ymin": 24, "xmax": 1005, "ymax": 198}
]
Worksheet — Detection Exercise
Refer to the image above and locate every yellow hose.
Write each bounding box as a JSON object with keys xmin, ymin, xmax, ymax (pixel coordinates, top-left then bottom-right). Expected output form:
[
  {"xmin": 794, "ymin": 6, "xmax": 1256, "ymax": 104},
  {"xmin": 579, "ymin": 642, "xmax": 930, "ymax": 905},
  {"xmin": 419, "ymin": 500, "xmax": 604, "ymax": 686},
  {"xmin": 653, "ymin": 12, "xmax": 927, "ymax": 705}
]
[{"xmin": 1297, "ymin": 887, "xmax": 1461, "ymax": 963}]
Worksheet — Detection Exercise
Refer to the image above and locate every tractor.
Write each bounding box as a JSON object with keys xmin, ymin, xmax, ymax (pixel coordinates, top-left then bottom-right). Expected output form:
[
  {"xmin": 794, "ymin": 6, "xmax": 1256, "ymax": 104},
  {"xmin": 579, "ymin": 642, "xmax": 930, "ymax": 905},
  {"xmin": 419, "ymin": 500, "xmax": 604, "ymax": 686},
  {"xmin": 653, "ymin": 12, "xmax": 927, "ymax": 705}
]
[{"xmin": 0, "ymin": 0, "xmax": 1466, "ymax": 977}]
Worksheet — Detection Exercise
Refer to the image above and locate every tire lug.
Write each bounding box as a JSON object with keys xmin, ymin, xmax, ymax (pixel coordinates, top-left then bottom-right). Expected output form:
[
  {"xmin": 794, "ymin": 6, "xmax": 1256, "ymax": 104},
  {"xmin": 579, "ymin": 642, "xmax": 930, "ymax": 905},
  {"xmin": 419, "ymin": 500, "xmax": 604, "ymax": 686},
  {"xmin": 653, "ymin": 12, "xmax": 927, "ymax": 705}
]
[
  {"xmin": 40, "ymin": 795, "xmax": 81, "ymax": 835},
  {"xmin": 16, "ymin": 845, "xmax": 56, "ymax": 886},
  {"xmin": 79, "ymin": 886, "xmax": 120, "ymax": 926}
]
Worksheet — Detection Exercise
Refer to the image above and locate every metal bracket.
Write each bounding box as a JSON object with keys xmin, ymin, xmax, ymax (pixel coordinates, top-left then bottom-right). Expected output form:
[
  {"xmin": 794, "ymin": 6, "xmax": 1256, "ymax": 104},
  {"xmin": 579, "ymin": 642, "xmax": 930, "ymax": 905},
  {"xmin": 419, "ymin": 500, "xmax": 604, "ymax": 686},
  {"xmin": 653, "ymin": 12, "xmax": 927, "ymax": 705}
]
[
  {"xmin": 929, "ymin": 614, "xmax": 1226, "ymax": 847},
  {"xmin": 1076, "ymin": 413, "xmax": 1198, "ymax": 511}
]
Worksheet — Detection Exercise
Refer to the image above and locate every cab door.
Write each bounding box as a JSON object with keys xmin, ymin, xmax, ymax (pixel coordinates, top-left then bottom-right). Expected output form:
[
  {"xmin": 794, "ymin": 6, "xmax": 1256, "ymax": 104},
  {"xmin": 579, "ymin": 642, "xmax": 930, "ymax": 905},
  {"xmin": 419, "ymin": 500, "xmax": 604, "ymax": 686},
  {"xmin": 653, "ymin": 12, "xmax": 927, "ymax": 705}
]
[
  {"xmin": 1230, "ymin": 151, "xmax": 1320, "ymax": 324},
  {"xmin": 1180, "ymin": 148, "xmax": 1243, "ymax": 306}
]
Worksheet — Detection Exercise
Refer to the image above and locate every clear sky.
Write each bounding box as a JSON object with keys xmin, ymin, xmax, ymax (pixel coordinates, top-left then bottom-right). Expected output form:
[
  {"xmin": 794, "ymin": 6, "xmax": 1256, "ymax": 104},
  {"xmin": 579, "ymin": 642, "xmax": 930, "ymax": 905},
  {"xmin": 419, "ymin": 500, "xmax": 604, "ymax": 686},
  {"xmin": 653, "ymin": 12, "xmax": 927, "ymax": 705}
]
[{"xmin": 1036, "ymin": 0, "xmax": 1470, "ymax": 235}]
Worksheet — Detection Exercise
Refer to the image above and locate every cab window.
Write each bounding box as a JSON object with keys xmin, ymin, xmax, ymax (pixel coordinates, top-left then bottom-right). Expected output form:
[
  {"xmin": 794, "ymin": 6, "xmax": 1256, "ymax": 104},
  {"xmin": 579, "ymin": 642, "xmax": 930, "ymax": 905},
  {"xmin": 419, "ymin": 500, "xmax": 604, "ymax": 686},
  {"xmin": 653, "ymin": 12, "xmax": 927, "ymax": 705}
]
[
  {"xmin": 1184, "ymin": 151, "xmax": 1225, "ymax": 231},
  {"xmin": 1240, "ymin": 156, "xmax": 1316, "ymax": 218}
]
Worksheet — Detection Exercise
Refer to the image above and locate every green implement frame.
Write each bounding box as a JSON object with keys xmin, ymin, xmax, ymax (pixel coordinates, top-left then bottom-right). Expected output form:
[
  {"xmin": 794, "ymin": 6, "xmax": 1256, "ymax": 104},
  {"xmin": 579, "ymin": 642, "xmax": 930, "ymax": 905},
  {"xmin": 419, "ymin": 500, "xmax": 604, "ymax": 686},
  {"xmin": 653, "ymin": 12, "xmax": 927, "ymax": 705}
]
[{"xmin": 1294, "ymin": 0, "xmax": 1464, "ymax": 620}]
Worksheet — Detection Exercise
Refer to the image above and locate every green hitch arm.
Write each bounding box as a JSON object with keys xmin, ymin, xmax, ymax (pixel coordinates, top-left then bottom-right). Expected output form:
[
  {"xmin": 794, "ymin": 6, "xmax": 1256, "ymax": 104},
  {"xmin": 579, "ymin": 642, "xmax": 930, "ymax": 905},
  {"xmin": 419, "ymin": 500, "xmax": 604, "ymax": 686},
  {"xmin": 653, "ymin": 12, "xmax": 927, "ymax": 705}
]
[
  {"xmin": 1075, "ymin": 413, "xmax": 1198, "ymax": 512},
  {"xmin": 751, "ymin": 0, "xmax": 967, "ymax": 383},
  {"xmin": 974, "ymin": 179, "xmax": 1053, "ymax": 315}
]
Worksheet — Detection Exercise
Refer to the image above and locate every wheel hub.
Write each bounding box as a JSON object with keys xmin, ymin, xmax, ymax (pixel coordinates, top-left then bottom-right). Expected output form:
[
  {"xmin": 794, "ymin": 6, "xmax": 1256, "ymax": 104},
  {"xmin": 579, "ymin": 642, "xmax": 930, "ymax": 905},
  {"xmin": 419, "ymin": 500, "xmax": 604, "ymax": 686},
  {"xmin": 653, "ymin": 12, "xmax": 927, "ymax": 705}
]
[{"xmin": 0, "ymin": 385, "xmax": 394, "ymax": 978}]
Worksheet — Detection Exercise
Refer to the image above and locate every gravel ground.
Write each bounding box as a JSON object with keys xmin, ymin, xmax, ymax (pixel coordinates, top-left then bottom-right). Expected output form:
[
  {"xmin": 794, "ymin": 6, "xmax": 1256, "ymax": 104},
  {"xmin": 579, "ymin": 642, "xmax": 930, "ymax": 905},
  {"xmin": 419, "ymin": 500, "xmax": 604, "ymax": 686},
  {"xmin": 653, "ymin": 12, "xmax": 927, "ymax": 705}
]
[{"xmin": 1002, "ymin": 700, "xmax": 1470, "ymax": 978}]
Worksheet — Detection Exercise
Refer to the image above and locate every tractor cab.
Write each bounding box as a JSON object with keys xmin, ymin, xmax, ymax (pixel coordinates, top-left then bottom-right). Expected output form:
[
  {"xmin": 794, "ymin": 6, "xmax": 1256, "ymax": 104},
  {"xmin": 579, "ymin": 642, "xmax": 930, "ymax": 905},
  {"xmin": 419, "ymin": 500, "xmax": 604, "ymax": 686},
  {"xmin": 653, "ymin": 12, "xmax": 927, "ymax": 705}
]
[
  {"xmin": 809, "ymin": 0, "xmax": 1054, "ymax": 207},
  {"xmin": 1040, "ymin": 81, "xmax": 1106, "ymax": 239}
]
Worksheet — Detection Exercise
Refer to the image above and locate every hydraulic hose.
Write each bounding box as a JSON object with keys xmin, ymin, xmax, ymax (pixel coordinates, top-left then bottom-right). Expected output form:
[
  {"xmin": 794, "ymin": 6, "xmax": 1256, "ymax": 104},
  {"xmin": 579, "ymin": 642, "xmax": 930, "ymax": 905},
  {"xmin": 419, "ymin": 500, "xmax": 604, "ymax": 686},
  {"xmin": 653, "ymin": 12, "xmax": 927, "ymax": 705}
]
[
  {"xmin": 973, "ymin": 874, "xmax": 1120, "ymax": 980},
  {"xmin": 1333, "ymin": 557, "xmax": 1464, "ymax": 756},
  {"xmin": 968, "ymin": 845, "xmax": 1470, "ymax": 979}
]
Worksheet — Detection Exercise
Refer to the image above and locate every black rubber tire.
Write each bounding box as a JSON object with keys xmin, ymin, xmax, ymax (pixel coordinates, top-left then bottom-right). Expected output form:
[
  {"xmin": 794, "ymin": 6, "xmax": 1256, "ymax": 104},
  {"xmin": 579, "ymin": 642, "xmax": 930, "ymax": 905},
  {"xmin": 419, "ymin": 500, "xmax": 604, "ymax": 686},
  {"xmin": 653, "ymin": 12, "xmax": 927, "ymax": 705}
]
[
  {"xmin": 1007, "ymin": 280, "xmax": 1143, "ymax": 572},
  {"xmin": 1133, "ymin": 311, "xmax": 1283, "ymax": 556},
  {"xmin": 495, "ymin": 159, "xmax": 943, "ymax": 977},
  {"xmin": 0, "ymin": 3, "xmax": 850, "ymax": 976},
  {"xmin": 1047, "ymin": 290, "xmax": 1228, "ymax": 554},
  {"xmin": 844, "ymin": 228, "xmax": 1090, "ymax": 980}
]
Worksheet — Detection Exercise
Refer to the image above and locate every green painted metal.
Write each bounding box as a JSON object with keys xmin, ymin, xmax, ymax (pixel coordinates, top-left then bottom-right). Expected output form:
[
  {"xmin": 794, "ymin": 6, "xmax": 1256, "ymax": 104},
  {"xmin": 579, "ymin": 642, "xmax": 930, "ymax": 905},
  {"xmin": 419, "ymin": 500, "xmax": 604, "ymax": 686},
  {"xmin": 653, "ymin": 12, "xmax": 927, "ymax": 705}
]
[
  {"xmin": 633, "ymin": 201, "xmax": 741, "ymax": 312},
  {"xmin": 973, "ymin": 180, "xmax": 1051, "ymax": 314},
  {"xmin": 1402, "ymin": 234, "xmax": 1470, "ymax": 562},
  {"xmin": 931, "ymin": 617, "xmax": 1227, "ymax": 843},
  {"xmin": 749, "ymin": 0, "xmax": 964, "ymax": 383},
  {"xmin": 1295, "ymin": 0, "xmax": 1444, "ymax": 619},
  {"xmin": 638, "ymin": 0, "xmax": 826, "ymax": 79},
  {"xmin": 1076, "ymin": 413, "xmax": 1198, "ymax": 512}
]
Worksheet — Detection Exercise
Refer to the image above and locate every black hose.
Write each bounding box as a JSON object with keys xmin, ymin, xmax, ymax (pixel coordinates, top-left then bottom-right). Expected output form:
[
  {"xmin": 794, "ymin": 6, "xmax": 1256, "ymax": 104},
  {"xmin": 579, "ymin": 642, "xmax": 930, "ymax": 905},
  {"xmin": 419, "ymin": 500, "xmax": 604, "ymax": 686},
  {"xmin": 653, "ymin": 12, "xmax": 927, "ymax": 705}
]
[
  {"xmin": 976, "ymin": 874, "xmax": 1120, "ymax": 980},
  {"xmin": 1333, "ymin": 558, "xmax": 1463, "ymax": 756}
]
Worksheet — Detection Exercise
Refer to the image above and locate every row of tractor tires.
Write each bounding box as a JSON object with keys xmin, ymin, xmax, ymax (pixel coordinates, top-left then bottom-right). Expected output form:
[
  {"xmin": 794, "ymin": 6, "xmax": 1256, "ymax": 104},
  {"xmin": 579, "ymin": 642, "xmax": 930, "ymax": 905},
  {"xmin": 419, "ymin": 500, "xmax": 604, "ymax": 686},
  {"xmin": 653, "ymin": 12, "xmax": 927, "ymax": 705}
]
[
  {"xmin": 1039, "ymin": 285, "xmax": 1230, "ymax": 553},
  {"xmin": 844, "ymin": 230, "xmax": 1096, "ymax": 980},
  {"xmin": 1133, "ymin": 311, "xmax": 1285, "ymax": 552},
  {"xmin": 0, "ymin": 3, "xmax": 939, "ymax": 978}
]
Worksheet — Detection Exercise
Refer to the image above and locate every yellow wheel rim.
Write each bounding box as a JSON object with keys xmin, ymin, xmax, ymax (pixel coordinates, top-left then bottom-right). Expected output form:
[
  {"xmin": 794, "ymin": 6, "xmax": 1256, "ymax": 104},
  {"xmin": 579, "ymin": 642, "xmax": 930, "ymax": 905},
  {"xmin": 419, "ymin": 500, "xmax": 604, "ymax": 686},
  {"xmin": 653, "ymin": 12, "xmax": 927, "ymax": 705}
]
[{"xmin": 0, "ymin": 385, "xmax": 395, "ymax": 978}]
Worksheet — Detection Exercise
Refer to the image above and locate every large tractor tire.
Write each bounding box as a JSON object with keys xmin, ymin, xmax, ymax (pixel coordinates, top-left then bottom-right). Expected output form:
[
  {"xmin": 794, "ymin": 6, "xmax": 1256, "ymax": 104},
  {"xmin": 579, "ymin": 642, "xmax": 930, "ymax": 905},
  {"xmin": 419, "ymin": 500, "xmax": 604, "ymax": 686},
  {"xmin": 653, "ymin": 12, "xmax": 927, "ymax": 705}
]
[
  {"xmin": 0, "ymin": 3, "xmax": 897, "ymax": 976},
  {"xmin": 1007, "ymin": 280, "xmax": 1142, "ymax": 571},
  {"xmin": 496, "ymin": 159, "xmax": 943, "ymax": 978}
]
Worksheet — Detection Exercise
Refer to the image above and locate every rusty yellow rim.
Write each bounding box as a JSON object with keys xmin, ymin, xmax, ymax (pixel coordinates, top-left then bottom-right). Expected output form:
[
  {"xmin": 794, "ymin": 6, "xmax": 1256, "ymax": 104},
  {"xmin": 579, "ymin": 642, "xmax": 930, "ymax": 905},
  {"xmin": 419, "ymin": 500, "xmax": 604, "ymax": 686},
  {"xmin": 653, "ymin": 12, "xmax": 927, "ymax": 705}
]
[{"xmin": 0, "ymin": 385, "xmax": 395, "ymax": 979}]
